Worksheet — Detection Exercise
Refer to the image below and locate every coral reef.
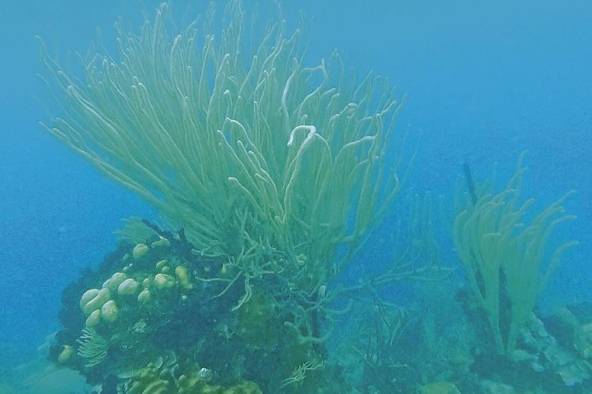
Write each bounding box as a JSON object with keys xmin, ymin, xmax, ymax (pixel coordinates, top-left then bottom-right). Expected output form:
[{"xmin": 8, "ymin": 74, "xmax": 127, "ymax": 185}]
[
  {"xmin": 43, "ymin": 2, "xmax": 401, "ymax": 392},
  {"xmin": 43, "ymin": 1, "xmax": 400, "ymax": 301},
  {"xmin": 50, "ymin": 221, "xmax": 349, "ymax": 392},
  {"xmin": 41, "ymin": 1, "xmax": 584, "ymax": 394}
]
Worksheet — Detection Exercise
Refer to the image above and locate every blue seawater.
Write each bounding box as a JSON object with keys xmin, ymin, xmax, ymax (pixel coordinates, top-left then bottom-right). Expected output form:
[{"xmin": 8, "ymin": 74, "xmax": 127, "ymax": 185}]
[{"xmin": 0, "ymin": 0, "xmax": 590, "ymax": 392}]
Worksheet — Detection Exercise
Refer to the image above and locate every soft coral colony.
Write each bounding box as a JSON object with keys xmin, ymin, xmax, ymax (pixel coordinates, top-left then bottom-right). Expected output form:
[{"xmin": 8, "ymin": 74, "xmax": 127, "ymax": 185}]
[
  {"xmin": 44, "ymin": 2, "xmax": 585, "ymax": 393},
  {"xmin": 45, "ymin": 2, "xmax": 398, "ymax": 392}
]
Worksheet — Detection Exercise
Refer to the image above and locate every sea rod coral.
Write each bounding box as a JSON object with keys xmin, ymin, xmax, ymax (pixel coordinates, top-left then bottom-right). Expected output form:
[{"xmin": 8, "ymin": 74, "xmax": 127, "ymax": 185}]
[
  {"xmin": 42, "ymin": 2, "xmax": 400, "ymax": 295},
  {"xmin": 454, "ymin": 155, "xmax": 578, "ymax": 356}
]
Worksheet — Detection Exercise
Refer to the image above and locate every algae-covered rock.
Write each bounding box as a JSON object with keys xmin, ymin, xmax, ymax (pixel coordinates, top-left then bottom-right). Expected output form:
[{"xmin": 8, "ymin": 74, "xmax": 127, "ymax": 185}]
[
  {"xmin": 557, "ymin": 360, "xmax": 591, "ymax": 387},
  {"xmin": 237, "ymin": 291, "xmax": 277, "ymax": 348},
  {"xmin": 53, "ymin": 216, "xmax": 346, "ymax": 393},
  {"xmin": 512, "ymin": 313, "xmax": 592, "ymax": 387}
]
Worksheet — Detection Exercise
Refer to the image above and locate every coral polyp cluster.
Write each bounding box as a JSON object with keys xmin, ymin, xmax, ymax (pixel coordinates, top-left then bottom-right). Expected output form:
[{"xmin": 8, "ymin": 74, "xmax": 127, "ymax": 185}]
[{"xmin": 78, "ymin": 246, "xmax": 194, "ymax": 329}]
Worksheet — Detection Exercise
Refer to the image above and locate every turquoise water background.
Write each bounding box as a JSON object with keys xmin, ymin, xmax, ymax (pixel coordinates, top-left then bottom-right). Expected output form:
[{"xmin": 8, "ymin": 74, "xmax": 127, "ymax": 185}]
[{"xmin": 0, "ymin": 0, "xmax": 590, "ymax": 364}]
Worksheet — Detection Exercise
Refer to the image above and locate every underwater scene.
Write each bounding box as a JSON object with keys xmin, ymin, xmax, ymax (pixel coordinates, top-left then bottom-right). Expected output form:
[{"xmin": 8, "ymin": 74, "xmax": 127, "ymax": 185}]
[{"xmin": 1, "ymin": 0, "xmax": 591, "ymax": 393}]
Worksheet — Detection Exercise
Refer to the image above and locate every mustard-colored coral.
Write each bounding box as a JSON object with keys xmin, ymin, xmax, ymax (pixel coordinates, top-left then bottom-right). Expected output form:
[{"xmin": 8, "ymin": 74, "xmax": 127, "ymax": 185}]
[{"xmin": 124, "ymin": 361, "xmax": 262, "ymax": 394}]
